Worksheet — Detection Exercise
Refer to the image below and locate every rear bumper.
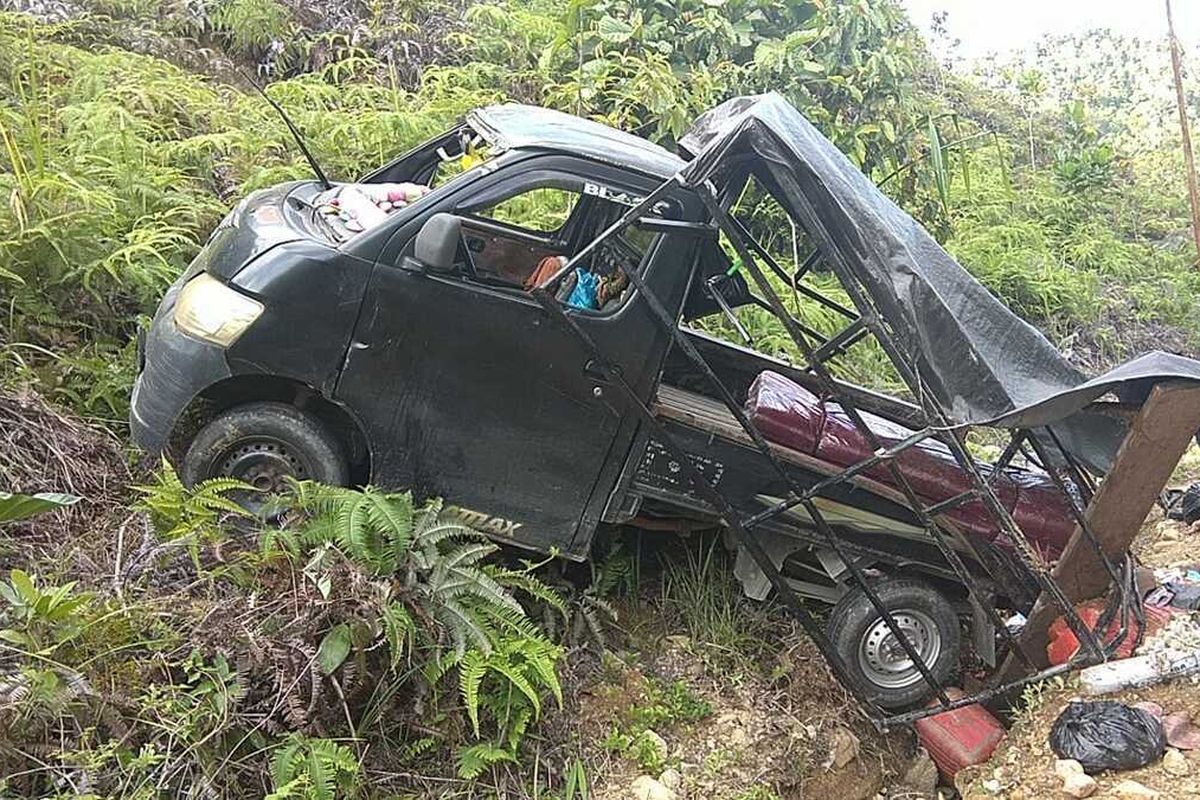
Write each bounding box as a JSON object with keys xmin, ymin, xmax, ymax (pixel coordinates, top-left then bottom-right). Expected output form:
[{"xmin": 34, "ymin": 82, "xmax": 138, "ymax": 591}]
[{"xmin": 129, "ymin": 283, "xmax": 231, "ymax": 454}]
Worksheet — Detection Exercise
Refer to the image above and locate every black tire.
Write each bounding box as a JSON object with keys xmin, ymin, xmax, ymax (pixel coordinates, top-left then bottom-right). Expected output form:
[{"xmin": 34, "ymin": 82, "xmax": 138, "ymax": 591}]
[
  {"xmin": 826, "ymin": 578, "xmax": 960, "ymax": 709},
  {"xmin": 182, "ymin": 402, "xmax": 349, "ymax": 502}
]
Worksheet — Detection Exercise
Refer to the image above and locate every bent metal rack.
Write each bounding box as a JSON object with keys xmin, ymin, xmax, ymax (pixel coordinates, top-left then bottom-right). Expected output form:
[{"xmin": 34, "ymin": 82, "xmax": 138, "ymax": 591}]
[{"xmin": 533, "ymin": 93, "xmax": 1200, "ymax": 727}]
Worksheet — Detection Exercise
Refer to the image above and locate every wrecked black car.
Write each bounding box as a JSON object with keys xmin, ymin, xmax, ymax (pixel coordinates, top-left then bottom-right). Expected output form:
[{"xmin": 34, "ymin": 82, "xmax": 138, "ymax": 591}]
[{"xmin": 132, "ymin": 94, "xmax": 1200, "ymax": 716}]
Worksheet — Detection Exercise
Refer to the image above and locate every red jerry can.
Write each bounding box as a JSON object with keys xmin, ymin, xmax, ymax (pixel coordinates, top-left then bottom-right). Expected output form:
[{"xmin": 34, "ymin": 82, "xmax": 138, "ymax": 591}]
[
  {"xmin": 1046, "ymin": 599, "xmax": 1174, "ymax": 665},
  {"xmin": 915, "ymin": 688, "xmax": 1006, "ymax": 779}
]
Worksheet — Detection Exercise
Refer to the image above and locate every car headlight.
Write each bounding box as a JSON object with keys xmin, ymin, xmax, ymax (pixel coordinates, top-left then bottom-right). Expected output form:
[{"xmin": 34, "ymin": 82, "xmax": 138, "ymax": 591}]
[{"xmin": 173, "ymin": 272, "xmax": 264, "ymax": 347}]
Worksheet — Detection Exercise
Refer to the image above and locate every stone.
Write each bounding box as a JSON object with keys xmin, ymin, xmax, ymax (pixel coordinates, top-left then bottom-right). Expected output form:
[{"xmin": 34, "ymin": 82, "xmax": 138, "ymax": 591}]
[
  {"xmin": 630, "ymin": 775, "xmax": 676, "ymax": 800},
  {"xmin": 658, "ymin": 768, "xmax": 682, "ymax": 791},
  {"xmin": 1163, "ymin": 747, "xmax": 1190, "ymax": 776},
  {"xmin": 1164, "ymin": 712, "xmax": 1200, "ymax": 750},
  {"xmin": 828, "ymin": 726, "xmax": 860, "ymax": 769},
  {"xmin": 901, "ymin": 747, "xmax": 939, "ymax": 796},
  {"xmin": 1054, "ymin": 759, "xmax": 1084, "ymax": 779},
  {"xmin": 1111, "ymin": 780, "xmax": 1159, "ymax": 799},
  {"xmin": 726, "ymin": 726, "xmax": 749, "ymax": 749},
  {"xmin": 1061, "ymin": 772, "xmax": 1097, "ymax": 799},
  {"xmin": 638, "ymin": 729, "xmax": 669, "ymax": 760}
]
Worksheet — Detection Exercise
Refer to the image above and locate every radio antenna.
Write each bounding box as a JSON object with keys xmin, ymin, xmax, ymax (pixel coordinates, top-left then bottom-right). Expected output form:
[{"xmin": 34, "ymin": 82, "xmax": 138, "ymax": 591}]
[{"xmin": 240, "ymin": 69, "xmax": 333, "ymax": 191}]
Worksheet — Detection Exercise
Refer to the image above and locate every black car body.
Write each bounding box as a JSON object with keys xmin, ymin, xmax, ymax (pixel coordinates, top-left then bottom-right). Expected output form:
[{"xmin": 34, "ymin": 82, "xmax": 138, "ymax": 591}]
[
  {"xmin": 133, "ymin": 101, "xmax": 1006, "ymax": 572},
  {"xmin": 131, "ymin": 102, "xmax": 1066, "ymax": 708}
]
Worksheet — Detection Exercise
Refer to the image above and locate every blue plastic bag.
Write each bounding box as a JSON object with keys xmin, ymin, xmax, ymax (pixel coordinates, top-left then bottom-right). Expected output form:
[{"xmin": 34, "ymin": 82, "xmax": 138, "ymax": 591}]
[{"xmin": 566, "ymin": 268, "xmax": 599, "ymax": 310}]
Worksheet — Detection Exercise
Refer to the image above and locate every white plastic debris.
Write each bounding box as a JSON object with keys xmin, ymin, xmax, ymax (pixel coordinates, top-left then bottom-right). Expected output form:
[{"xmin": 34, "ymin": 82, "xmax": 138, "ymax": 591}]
[
  {"xmin": 1080, "ymin": 650, "xmax": 1200, "ymax": 695},
  {"xmin": 334, "ymin": 185, "xmax": 388, "ymax": 230}
]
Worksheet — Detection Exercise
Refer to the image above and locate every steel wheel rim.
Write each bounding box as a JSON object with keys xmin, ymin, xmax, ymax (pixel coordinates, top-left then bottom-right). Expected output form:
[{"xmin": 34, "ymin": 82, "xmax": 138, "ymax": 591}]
[
  {"xmin": 858, "ymin": 608, "xmax": 941, "ymax": 690},
  {"xmin": 214, "ymin": 436, "xmax": 311, "ymax": 511}
]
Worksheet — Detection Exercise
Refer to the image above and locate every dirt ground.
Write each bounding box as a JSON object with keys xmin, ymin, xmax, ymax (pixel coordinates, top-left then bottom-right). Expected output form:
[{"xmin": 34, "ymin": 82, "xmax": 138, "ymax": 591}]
[{"xmin": 538, "ymin": 593, "xmax": 928, "ymax": 800}]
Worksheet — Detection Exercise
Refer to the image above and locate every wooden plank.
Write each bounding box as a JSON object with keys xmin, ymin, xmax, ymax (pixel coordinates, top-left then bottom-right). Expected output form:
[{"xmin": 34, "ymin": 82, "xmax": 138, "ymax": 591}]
[{"xmin": 996, "ymin": 382, "xmax": 1200, "ymax": 681}]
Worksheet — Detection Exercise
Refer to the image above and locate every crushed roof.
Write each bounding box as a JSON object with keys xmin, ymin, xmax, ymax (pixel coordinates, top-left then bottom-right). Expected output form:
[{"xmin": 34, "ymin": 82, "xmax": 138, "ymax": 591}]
[{"xmin": 468, "ymin": 103, "xmax": 685, "ymax": 179}]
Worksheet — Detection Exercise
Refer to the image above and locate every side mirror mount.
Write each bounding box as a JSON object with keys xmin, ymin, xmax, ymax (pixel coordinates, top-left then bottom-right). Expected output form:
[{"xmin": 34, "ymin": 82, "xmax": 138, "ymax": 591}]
[{"xmin": 413, "ymin": 213, "xmax": 463, "ymax": 274}]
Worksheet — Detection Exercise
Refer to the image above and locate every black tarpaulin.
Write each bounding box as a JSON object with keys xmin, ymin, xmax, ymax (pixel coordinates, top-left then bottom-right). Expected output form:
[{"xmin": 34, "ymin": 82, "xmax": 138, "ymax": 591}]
[{"xmin": 676, "ymin": 93, "xmax": 1200, "ymax": 466}]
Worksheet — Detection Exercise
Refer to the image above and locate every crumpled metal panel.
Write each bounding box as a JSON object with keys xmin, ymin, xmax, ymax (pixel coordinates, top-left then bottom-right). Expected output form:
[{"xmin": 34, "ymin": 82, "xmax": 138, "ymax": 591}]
[
  {"xmin": 468, "ymin": 103, "xmax": 684, "ymax": 179},
  {"xmin": 677, "ymin": 93, "xmax": 1200, "ymax": 466}
]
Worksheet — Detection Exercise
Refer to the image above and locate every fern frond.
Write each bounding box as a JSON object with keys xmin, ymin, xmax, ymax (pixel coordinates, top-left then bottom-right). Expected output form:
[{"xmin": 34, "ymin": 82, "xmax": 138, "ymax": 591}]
[
  {"xmin": 488, "ymin": 658, "xmax": 541, "ymax": 719},
  {"xmin": 441, "ymin": 541, "xmax": 496, "ymax": 570},
  {"xmin": 415, "ymin": 520, "xmax": 486, "ymax": 551},
  {"xmin": 423, "ymin": 650, "xmax": 460, "ymax": 686},
  {"xmin": 381, "ymin": 602, "xmax": 415, "ymax": 668},
  {"xmin": 364, "ymin": 489, "xmax": 413, "ymax": 566},
  {"xmin": 436, "ymin": 569, "xmax": 524, "ymax": 616},
  {"xmin": 489, "ymin": 567, "xmax": 568, "ymax": 615},
  {"xmin": 435, "ymin": 598, "xmax": 494, "ymax": 656},
  {"xmin": 456, "ymin": 742, "xmax": 515, "ymax": 780},
  {"xmin": 517, "ymin": 640, "xmax": 563, "ymax": 709},
  {"xmin": 459, "ymin": 649, "xmax": 487, "ymax": 736}
]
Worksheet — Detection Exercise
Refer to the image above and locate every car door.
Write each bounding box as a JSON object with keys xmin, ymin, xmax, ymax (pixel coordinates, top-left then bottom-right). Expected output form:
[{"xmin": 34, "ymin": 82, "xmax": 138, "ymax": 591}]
[{"xmin": 334, "ymin": 157, "xmax": 665, "ymax": 554}]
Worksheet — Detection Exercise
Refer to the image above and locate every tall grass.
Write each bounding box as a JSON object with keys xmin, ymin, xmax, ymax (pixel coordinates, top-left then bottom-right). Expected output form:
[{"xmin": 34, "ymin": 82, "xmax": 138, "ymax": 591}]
[{"xmin": 0, "ymin": 11, "xmax": 504, "ymax": 418}]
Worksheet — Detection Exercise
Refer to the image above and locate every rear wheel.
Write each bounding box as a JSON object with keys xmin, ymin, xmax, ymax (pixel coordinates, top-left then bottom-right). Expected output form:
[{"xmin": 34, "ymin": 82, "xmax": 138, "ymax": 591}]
[
  {"xmin": 182, "ymin": 402, "xmax": 348, "ymax": 510},
  {"xmin": 826, "ymin": 578, "xmax": 960, "ymax": 709}
]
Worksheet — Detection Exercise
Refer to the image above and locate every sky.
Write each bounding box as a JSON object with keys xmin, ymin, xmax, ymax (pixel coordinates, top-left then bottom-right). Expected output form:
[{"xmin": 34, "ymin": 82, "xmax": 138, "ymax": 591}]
[{"xmin": 901, "ymin": 0, "xmax": 1200, "ymax": 60}]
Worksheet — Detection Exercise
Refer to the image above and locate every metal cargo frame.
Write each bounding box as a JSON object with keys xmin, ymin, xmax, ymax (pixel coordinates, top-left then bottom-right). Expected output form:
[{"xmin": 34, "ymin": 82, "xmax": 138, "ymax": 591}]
[{"xmin": 530, "ymin": 174, "xmax": 1147, "ymax": 728}]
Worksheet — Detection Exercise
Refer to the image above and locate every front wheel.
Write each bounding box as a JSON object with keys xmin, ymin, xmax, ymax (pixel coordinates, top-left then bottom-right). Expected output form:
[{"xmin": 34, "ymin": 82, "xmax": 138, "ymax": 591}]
[
  {"xmin": 826, "ymin": 578, "xmax": 960, "ymax": 709},
  {"xmin": 182, "ymin": 402, "xmax": 349, "ymax": 508}
]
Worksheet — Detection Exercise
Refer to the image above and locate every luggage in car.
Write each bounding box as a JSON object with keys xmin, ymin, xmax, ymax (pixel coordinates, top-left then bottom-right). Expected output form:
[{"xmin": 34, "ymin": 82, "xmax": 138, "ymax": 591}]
[{"xmin": 744, "ymin": 370, "xmax": 1075, "ymax": 557}]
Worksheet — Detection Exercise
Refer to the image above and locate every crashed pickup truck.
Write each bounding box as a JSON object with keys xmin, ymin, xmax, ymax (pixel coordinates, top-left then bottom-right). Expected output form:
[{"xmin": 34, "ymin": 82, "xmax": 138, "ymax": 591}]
[{"xmin": 132, "ymin": 93, "xmax": 1200, "ymax": 716}]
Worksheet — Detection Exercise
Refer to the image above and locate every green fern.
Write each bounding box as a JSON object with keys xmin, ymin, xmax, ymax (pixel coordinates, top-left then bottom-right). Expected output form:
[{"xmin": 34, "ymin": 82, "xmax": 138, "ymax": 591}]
[
  {"xmin": 381, "ymin": 601, "xmax": 416, "ymax": 669},
  {"xmin": 289, "ymin": 484, "xmax": 414, "ymax": 575},
  {"xmin": 261, "ymin": 484, "xmax": 565, "ymax": 768},
  {"xmin": 210, "ymin": 0, "xmax": 292, "ymax": 54},
  {"xmin": 267, "ymin": 734, "xmax": 360, "ymax": 800},
  {"xmin": 455, "ymin": 741, "xmax": 515, "ymax": 780},
  {"xmin": 458, "ymin": 635, "xmax": 563, "ymax": 740},
  {"xmin": 134, "ymin": 459, "xmax": 254, "ymax": 549}
]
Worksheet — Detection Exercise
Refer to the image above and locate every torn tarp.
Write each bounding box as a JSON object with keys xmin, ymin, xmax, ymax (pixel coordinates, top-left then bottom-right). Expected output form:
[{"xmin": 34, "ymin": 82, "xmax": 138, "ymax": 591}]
[{"xmin": 676, "ymin": 93, "xmax": 1200, "ymax": 468}]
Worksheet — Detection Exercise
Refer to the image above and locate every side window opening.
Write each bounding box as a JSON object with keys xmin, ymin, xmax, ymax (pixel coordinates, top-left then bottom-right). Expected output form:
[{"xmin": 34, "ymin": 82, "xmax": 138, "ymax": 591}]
[
  {"xmin": 453, "ymin": 176, "xmax": 660, "ymax": 316},
  {"xmin": 453, "ymin": 180, "xmax": 585, "ymax": 288},
  {"xmin": 546, "ymin": 199, "xmax": 658, "ymax": 315},
  {"xmin": 689, "ymin": 176, "xmax": 906, "ymax": 396},
  {"xmin": 474, "ymin": 187, "xmax": 578, "ymax": 234}
]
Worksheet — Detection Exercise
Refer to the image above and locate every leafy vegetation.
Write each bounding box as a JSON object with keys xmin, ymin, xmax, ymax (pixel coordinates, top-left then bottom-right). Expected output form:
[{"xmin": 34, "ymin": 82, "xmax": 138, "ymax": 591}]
[
  {"xmin": 0, "ymin": 491, "xmax": 79, "ymax": 523},
  {"xmin": 3, "ymin": 0, "xmax": 1200, "ymax": 795},
  {"xmin": 3, "ymin": 1, "xmax": 1197, "ymax": 412},
  {"xmin": 0, "ymin": 478, "xmax": 567, "ymax": 795}
]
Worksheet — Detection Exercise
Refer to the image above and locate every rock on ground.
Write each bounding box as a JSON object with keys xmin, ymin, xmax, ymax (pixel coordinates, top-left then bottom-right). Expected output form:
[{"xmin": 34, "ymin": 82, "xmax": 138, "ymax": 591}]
[
  {"xmin": 1162, "ymin": 747, "xmax": 1189, "ymax": 776},
  {"xmin": 900, "ymin": 746, "xmax": 938, "ymax": 796},
  {"xmin": 630, "ymin": 775, "xmax": 676, "ymax": 800},
  {"xmin": 1111, "ymin": 779, "xmax": 1160, "ymax": 798}
]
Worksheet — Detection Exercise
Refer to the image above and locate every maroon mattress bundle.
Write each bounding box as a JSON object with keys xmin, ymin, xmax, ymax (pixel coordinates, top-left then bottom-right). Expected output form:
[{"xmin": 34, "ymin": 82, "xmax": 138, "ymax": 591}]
[{"xmin": 745, "ymin": 371, "xmax": 1076, "ymax": 560}]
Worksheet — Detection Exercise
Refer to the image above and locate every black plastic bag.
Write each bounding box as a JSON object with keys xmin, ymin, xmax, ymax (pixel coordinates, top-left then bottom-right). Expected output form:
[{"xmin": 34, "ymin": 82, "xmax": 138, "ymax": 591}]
[
  {"xmin": 1050, "ymin": 700, "xmax": 1166, "ymax": 773},
  {"xmin": 1165, "ymin": 483, "xmax": 1200, "ymax": 523}
]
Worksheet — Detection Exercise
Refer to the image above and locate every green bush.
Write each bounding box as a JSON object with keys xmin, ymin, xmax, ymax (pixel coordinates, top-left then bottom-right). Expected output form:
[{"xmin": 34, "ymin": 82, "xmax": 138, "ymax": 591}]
[{"xmin": 0, "ymin": 477, "xmax": 567, "ymax": 796}]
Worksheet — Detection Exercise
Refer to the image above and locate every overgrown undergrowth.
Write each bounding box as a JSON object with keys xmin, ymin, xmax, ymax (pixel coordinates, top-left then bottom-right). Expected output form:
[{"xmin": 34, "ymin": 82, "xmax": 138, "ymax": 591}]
[{"xmin": 7, "ymin": 0, "xmax": 1195, "ymax": 422}]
